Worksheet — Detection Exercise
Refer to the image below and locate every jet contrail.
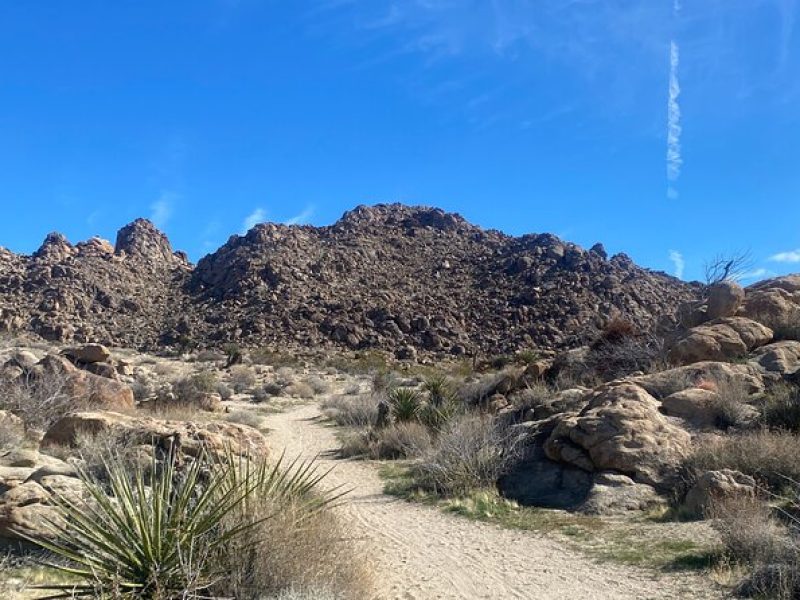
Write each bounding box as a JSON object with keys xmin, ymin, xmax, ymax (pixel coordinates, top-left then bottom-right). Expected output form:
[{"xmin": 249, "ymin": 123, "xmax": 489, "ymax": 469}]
[{"xmin": 666, "ymin": 1, "xmax": 682, "ymax": 198}]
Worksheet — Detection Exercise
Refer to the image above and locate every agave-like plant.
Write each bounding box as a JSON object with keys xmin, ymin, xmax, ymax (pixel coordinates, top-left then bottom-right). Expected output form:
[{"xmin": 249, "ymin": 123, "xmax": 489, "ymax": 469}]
[
  {"xmin": 422, "ymin": 375, "xmax": 457, "ymax": 408},
  {"xmin": 27, "ymin": 446, "xmax": 339, "ymax": 599},
  {"xmin": 388, "ymin": 387, "xmax": 422, "ymax": 423}
]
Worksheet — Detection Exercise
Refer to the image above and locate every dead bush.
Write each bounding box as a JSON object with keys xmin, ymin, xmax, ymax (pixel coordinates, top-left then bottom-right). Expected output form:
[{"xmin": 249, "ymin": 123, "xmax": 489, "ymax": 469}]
[
  {"xmin": 321, "ymin": 395, "xmax": 378, "ymax": 428},
  {"xmin": 0, "ymin": 369, "xmax": 82, "ymax": 431},
  {"xmin": 229, "ymin": 365, "xmax": 257, "ymax": 393},
  {"xmin": 761, "ymin": 382, "xmax": 800, "ymax": 432},
  {"xmin": 685, "ymin": 430, "xmax": 800, "ymax": 492},
  {"xmin": 215, "ymin": 493, "xmax": 372, "ymax": 599},
  {"xmin": 413, "ymin": 414, "xmax": 524, "ymax": 497},
  {"xmin": 305, "ymin": 376, "xmax": 330, "ymax": 395},
  {"xmin": 225, "ymin": 410, "xmax": 264, "ymax": 429},
  {"xmin": 173, "ymin": 370, "xmax": 218, "ymax": 401},
  {"xmin": 284, "ymin": 382, "xmax": 315, "ymax": 399},
  {"xmin": 708, "ymin": 378, "xmax": 758, "ymax": 430},
  {"xmin": 339, "ymin": 422, "xmax": 431, "ymax": 460}
]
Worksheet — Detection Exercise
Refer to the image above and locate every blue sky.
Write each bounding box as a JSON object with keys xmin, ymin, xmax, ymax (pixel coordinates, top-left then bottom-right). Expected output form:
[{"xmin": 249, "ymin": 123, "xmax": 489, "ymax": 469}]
[{"xmin": 1, "ymin": 1, "xmax": 798, "ymax": 282}]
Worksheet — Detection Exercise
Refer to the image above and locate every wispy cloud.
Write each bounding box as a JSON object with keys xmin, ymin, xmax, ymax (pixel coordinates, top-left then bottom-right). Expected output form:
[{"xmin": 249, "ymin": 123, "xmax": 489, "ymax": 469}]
[
  {"xmin": 150, "ymin": 191, "xmax": 178, "ymax": 228},
  {"xmin": 669, "ymin": 249, "xmax": 685, "ymax": 279},
  {"xmin": 666, "ymin": 39, "xmax": 682, "ymax": 198},
  {"xmin": 285, "ymin": 205, "xmax": 315, "ymax": 225},
  {"xmin": 242, "ymin": 208, "xmax": 266, "ymax": 233},
  {"xmin": 737, "ymin": 268, "xmax": 773, "ymax": 281},
  {"xmin": 769, "ymin": 248, "xmax": 800, "ymax": 263}
]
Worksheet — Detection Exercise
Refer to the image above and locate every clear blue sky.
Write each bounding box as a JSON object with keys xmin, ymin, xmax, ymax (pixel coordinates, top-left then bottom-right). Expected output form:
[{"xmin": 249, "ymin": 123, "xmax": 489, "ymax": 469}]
[{"xmin": 1, "ymin": 1, "xmax": 799, "ymax": 282}]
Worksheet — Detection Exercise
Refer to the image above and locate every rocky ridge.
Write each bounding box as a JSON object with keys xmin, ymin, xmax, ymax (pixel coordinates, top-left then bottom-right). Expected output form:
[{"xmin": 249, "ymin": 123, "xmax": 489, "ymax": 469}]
[{"xmin": 0, "ymin": 204, "xmax": 696, "ymax": 356}]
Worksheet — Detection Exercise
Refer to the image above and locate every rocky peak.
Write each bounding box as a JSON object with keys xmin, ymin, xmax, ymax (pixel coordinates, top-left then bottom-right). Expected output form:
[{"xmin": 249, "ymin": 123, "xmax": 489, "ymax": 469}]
[
  {"xmin": 114, "ymin": 219, "xmax": 179, "ymax": 265},
  {"xmin": 33, "ymin": 232, "xmax": 75, "ymax": 261},
  {"xmin": 335, "ymin": 203, "xmax": 472, "ymax": 234}
]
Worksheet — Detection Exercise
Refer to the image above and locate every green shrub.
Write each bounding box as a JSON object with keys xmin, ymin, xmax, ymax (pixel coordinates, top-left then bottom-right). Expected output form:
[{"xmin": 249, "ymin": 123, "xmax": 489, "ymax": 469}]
[{"xmin": 173, "ymin": 370, "xmax": 218, "ymax": 400}]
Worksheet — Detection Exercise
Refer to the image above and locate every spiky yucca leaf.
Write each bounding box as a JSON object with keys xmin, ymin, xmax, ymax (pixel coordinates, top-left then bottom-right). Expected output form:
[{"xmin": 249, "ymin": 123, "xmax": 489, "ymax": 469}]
[
  {"xmin": 26, "ymin": 446, "xmax": 336, "ymax": 599},
  {"xmin": 388, "ymin": 387, "xmax": 422, "ymax": 423}
]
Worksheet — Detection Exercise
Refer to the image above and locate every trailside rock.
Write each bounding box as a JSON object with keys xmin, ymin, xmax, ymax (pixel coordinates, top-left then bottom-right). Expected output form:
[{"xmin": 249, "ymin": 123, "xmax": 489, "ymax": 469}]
[
  {"xmin": 543, "ymin": 383, "xmax": 691, "ymax": 490},
  {"xmin": 63, "ymin": 343, "xmax": 111, "ymax": 364},
  {"xmin": 41, "ymin": 411, "xmax": 268, "ymax": 458},
  {"xmin": 577, "ymin": 471, "xmax": 664, "ymax": 515},
  {"xmin": 683, "ymin": 469, "xmax": 757, "ymax": 517}
]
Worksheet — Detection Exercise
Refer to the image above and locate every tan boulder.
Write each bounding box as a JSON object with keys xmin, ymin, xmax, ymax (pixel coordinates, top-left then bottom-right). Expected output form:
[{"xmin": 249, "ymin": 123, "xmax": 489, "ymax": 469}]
[
  {"xmin": 634, "ymin": 361, "xmax": 765, "ymax": 398},
  {"xmin": 42, "ymin": 411, "xmax": 268, "ymax": 459},
  {"xmin": 683, "ymin": 469, "xmax": 756, "ymax": 517},
  {"xmin": 661, "ymin": 388, "xmax": 720, "ymax": 428},
  {"xmin": 750, "ymin": 341, "xmax": 800, "ymax": 376},
  {"xmin": 668, "ymin": 318, "xmax": 772, "ymax": 365},
  {"xmin": 741, "ymin": 287, "xmax": 800, "ymax": 327},
  {"xmin": 707, "ymin": 281, "xmax": 745, "ymax": 320},
  {"xmin": 63, "ymin": 343, "xmax": 111, "ymax": 364},
  {"xmin": 748, "ymin": 274, "xmax": 800, "ymax": 293},
  {"xmin": 543, "ymin": 383, "xmax": 691, "ymax": 489}
]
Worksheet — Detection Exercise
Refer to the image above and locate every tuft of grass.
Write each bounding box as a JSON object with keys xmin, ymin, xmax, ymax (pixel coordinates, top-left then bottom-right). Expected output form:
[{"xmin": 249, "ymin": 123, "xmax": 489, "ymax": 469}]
[{"xmin": 321, "ymin": 394, "xmax": 378, "ymax": 428}]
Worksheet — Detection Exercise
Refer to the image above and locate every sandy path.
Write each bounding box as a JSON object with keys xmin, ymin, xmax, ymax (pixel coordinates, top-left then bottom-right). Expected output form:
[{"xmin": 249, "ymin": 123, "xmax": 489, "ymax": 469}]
[{"xmin": 264, "ymin": 404, "xmax": 722, "ymax": 600}]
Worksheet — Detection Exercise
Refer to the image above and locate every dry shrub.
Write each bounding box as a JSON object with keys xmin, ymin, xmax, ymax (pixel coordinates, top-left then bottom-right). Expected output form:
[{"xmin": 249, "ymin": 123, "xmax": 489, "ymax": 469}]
[
  {"xmin": 173, "ymin": 370, "xmax": 218, "ymax": 401},
  {"xmin": 457, "ymin": 372, "xmax": 508, "ymax": 406},
  {"xmin": 0, "ymin": 369, "xmax": 82, "ymax": 431},
  {"xmin": 321, "ymin": 395, "xmax": 378, "ymax": 428},
  {"xmin": 761, "ymin": 382, "xmax": 800, "ymax": 432},
  {"xmin": 216, "ymin": 495, "xmax": 372, "ymax": 599},
  {"xmin": 709, "ymin": 493, "xmax": 800, "ymax": 598},
  {"xmin": 339, "ymin": 422, "xmax": 431, "ymax": 460},
  {"xmin": 686, "ymin": 430, "xmax": 800, "ymax": 492},
  {"xmin": 413, "ymin": 414, "xmax": 523, "ymax": 497},
  {"xmin": 284, "ymin": 382, "xmax": 315, "ymax": 399},
  {"xmin": 708, "ymin": 378, "xmax": 758, "ymax": 430},
  {"xmin": 230, "ymin": 365, "xmax": 257, "ymax": 393},
  {"xmin": 305, "ymin": 376, "xmax": 331, "ymax": 395},
  {"xmin": 225, "ymin": 410, "xmax": 264, "ymax": 429}
]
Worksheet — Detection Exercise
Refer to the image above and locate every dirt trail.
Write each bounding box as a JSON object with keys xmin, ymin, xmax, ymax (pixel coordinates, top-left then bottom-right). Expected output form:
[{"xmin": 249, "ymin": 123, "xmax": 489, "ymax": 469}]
[{"xmin": 264, "ymin": 404, "xmax": 721, "ymax": 600}]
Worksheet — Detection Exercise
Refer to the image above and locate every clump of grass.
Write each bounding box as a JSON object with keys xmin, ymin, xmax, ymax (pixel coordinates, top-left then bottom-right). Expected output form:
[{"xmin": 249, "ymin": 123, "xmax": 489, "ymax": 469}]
[
  {"xmin": 304, "ymin": 376, "xmax": 330, "ymax": 395},
  {"xmin": 412, "ymin": 414, "xmax": 523, "ymax": 497},
  {"xmin": 284, "ymin": 382, "xmax": 315, "ymax": 399},
  {"xmin": 173, "ymin": 370, "xmax": 218, "ymax": 401},
  {"xmin": 684, "ymin": 430, "xmax": 800, "ymax": 493},
  {"xmin": 321, "ymin": 394, "xmax": 378, "ymax": 428},
  {"xmin": 707, "ymin": 378, "xmax": 758, "ymax": 430},
  {"xmin": 340, "ymin": 422, "xmax": 432, "ymax": 460},
  {"xmin": 229, "ymin": 365, "xmax": 257, "ymax": 393},
  {"xmin": 225, "ymin": 410, "xmax": 264, "ymax": 429},
  {"xmin": 760, "ymin": 382, "xmax": 800, "ymax": 431}
]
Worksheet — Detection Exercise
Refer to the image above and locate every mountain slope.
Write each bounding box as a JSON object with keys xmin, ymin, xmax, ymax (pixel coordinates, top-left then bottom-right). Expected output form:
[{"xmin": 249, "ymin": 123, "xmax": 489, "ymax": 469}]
[{"xmin": 0, "ymin": 204, "xmax": 696, "ymax": 356}]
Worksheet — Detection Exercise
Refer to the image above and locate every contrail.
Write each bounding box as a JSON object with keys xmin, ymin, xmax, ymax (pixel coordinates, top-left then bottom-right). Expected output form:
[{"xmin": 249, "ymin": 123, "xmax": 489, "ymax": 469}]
[{"xmin": 666, "ymin": 0, "xmax": 681, "ymax": 198}]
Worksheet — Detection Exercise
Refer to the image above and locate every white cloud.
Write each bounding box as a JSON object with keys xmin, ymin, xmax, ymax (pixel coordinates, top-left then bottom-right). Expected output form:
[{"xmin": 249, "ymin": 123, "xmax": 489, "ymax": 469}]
[
  {"xmin": 666, "ymin": 40, "xmax": 682, "ymax": 192},
  {"xmin": 737, "ymin": 268, "xmax": 773, "ymax": 281},
  {"xmin": 242, "ymin": 208, "xmax": 266, "ymax": 233},
  {"xmin": 769, "ymin": 248, "xmax": 800, "ymax": 263},
  {"xmin": 284, "ymin": 205, "xmax": 315, "ymax": 225},
  {"xmin": 668, "ymin": 249, "xmax": 685, "ymax": 279},
  {"xmin": 150, "ymin": 191, "xmax": 178, "ymax": 228}
]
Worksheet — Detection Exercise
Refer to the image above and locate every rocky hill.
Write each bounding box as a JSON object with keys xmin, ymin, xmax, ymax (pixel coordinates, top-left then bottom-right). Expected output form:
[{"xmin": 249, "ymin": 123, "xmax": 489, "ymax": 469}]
[{"xmin": 0, "ymin": 204, "xmax": 697, "ymax": 357}]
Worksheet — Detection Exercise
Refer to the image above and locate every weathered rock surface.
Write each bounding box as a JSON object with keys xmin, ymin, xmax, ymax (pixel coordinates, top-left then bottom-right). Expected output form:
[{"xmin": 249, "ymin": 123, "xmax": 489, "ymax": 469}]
[
  {"xmin": 543, "ymin": 383, "xmax": 691, "ymax": 490},
  {"xmin": 0, "ymin": 204, "xmax": 695, "ymax": 356},
  {"xmin": 42, "ymin": 411, "xmax": 268, "ymax": 458},
  {"xmin": 668, "ymin": 318, "xmax": 773, "ymax": 365},
  {"xmin": 706, "ymin": 281, "xmax": 745, "ymax": 320},
  {"xmin": 683, "ymin": 469, "xmax": 757, "ymax": 517}
]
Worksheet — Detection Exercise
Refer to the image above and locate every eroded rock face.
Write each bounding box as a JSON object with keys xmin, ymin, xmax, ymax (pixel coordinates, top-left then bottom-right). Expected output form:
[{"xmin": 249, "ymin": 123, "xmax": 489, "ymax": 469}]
[
  {"xmin": 42, "ymin": 411, "xmax": 268, "ymax": 458},
  {"xmin": 543, "ymin": 383, "xmax": 691, "ymax": 490},
  {"xmin": 668, "ymin": 318, "xmax": 773, "ymax": 365},
  {"xmin": 750, "ymin": 341, "xmax": 800, "ymax": 377}
]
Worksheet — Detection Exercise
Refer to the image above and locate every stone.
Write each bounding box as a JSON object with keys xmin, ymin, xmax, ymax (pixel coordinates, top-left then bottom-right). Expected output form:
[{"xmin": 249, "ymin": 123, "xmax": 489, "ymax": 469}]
[
  {"xmin": 42, "ymin": 411, "xmax": 269, "ymax": 458},
  {"xmin": 683, "ymin": 469, "xmax": 756, "ymax": 517},
  {"xmin": 543, "ymin": 383, "xmax": 692, "ymax": 490},
  {"xmin": 668, "ymin": 318, "xmax": 773, "ymax": 365},
  {"xmin": 706, "ymin": 281, "xmax": 745, "ymax": 320},
  {"xmin": 661, "ymin": 388, "xmax": 721, "ymax": 428},
  {"xmin": 64, "ymin": 343, "xmax": 111, "ymax": 364},
  {"xmin": 578, "ymin": 471, "xmax": 663, "ymax": 515},
  {"xmin": 750, "ymin": 341, "xmax": 800, "ymax": 376}
]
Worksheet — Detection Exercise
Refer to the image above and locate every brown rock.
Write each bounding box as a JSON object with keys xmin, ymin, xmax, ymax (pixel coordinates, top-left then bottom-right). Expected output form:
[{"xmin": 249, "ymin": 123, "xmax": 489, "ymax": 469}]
[
  {"xmin": 64, "ymin": 343, "xmax": 111, "ymax": 364},
  {"xmin": 683, "ymin": 469, "xmax": 756, "ymax": 517},
  {"xmin": 668, "ymin": 318, "xmax": 772, "ymax": 365},
  {"xmin": 707, "ymin": 281, "xmax": 745, "ymax": 320}
]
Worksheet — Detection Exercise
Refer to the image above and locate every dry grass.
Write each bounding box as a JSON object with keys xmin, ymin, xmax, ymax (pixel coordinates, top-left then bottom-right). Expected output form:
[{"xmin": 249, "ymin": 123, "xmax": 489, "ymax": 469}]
[
  {"xmin": 284, "ymin": 382, "xmax": 315, "ymax": 399},
  {"xmin": 305, "ymin": 376, "xmax": 331, "ymax": 395},
  {"xmin": 225, "ymin": 410, "xmax": 264, "ymax": 429},
  {"xmin": 685, "ymin": 430, "xmax": 800, "ymax": 493},
  {"xmin": 215, "ymin": 494, "xmax": 372, "ymax": 599},
  {"xmin": 340, "ymin": 422, "xmax": 432, "ymax": 460},
  {"xmin": 413, "ymin": 414, "xmax": 523, "ymax": 497},
  {"xmin": 707, "ymin": 378, "xmax": 758, "ymax": 430},
  {"xmin": 321, "ymin": 395, "xmax": 378, "ymax": 428},
  {"xmin": 761, "ymin": 382, "xmax": 800, "ymax": 431},
  {"xmin": 229, "ymin": 365, "xmax": 257, "ymax": 393}
]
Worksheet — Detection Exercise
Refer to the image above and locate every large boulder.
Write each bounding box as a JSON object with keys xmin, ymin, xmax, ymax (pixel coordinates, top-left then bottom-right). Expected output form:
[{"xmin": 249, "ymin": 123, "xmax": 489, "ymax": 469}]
[
  {"xmin": 683, "ymin": 469, "xmax": 757, "ymax": 517},
  {"xmin": 750, "ymin": 341, "xmax": 800, "ymax": 377},
  {"xmin": 543, "ymin": 383, "xmax": 691, "ymax": 490},
  {"xmin": 577, "ymin": 471, "xmax": 663, "ymax": 515},
  {"xmin": 63, "ymin": 343, "xmax": 111, "ymax": 364},
  {"xmin": 707, "ymin": 281, "xmax": 745, "ymax": 320},
  {"xmin": 42, "ymin": 411, "xmax": 268, "ymax": 459},
  {"xmin": 660, "ymin": 387, "xmax": 721, "ymax": 428},
  {"xmin": 668, "ymin": 318, "xmax": 773, "ymax": 365}
]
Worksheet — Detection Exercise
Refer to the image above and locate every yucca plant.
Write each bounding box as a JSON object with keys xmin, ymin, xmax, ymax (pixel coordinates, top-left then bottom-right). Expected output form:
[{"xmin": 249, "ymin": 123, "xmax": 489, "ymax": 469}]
[
  {"xmin": 388, "ymin": 387, "xmax": 422, "ymax": 423},
  {"xmin": 422, "ymin": 375, "xmax": 456, "ymax": 408},
  {"xmin": 27, "ymin": 447, "xmax": 338, "ymax": 599}
]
